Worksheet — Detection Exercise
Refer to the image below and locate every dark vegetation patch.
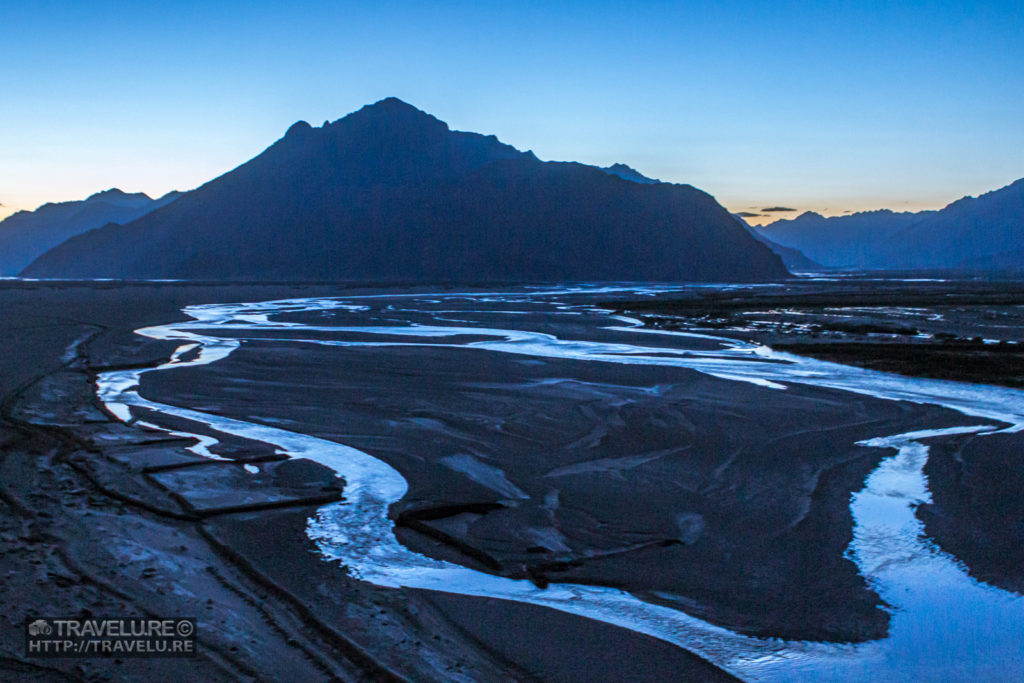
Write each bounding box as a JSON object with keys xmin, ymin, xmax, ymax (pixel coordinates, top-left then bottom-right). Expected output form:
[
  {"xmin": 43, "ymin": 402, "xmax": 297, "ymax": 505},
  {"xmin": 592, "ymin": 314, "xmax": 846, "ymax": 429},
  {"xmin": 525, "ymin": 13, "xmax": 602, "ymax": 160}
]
[{"xmin": 775, "ymin": 341, "xmax": 1024, "ymax": 388}]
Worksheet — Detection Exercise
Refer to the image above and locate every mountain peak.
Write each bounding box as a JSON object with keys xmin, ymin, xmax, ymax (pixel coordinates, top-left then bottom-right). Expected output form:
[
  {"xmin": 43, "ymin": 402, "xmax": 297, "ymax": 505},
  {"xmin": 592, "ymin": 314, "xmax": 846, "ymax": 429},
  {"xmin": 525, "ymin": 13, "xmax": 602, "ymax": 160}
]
[
  {"xmin": 284, "ymin": 120, "xmax": 313, "ymax": 138},
  {"xmin": 369, "ymin": 96, "xmax": 418, "ymax": 111},
  {"xmin": 86, "ymin": 188, "xmax": 151, "ymax": 202},
  {"xmin": 601, "ymin": 163, "xmax": 659, "ymax": 184},
  {"xmin": 793, "ymin": 211, "xmax": 824, "ymax": 221},
  {"xmin": 356, "ymin": 97, "xmax": 436, "ymax": 120},
  {"xmin": 88, "ymin": 188, "xmax": 128, "ymax": 199},
  {"xmin": 332, "ymin": 97, "xmax": 449, "ymax": 134}
]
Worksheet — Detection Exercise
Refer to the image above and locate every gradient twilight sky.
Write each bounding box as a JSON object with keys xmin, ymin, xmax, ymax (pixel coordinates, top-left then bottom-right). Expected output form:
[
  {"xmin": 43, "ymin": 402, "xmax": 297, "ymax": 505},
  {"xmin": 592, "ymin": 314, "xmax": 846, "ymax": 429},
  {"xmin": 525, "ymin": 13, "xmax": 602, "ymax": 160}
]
[{"xmin": 2, "ymin": 1, "xmax": 1022, "ymax": 224}]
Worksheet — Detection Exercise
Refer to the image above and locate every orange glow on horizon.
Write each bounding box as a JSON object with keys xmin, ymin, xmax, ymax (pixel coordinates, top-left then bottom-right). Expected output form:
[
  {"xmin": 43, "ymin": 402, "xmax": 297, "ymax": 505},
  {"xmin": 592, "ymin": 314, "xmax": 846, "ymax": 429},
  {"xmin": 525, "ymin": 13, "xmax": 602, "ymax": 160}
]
[{"xmin": 730, "ymin": 199, "xmax": 957, "ymax": 227}]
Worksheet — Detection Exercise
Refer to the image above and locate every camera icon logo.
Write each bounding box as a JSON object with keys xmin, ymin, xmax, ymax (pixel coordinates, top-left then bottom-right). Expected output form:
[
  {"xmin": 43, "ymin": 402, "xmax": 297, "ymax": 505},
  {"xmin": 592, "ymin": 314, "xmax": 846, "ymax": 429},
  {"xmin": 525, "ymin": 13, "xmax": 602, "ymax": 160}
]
[{"xmin": 28, "ymin": 619, "xmax": 52, "ymax": 636}]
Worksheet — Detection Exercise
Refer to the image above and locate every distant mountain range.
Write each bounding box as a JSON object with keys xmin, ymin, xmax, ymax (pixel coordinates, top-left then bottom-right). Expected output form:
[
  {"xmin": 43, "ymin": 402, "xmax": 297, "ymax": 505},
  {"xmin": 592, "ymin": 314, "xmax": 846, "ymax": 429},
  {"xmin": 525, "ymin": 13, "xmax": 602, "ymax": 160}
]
[
  {"xmin": 882, "ymin": 178, "xmax": 1024, "ymax": 270},
  {"xmin": 733, "ymin": 215, "xmax": 821, "ymax": 272},
  {"xmin": 756, "ymin": 178, "xmax": 1024, "ymax": 271},
  {"xmin": 755, "ymin": 209, "xmax": 926, "ymax": 269},
  {"xmin": 0, "ymin": 189, "xmax": 179, "ymax": 276},
  {"xmin": 23, "ymin": 98, "xmax": 788, "ymax": 282}
]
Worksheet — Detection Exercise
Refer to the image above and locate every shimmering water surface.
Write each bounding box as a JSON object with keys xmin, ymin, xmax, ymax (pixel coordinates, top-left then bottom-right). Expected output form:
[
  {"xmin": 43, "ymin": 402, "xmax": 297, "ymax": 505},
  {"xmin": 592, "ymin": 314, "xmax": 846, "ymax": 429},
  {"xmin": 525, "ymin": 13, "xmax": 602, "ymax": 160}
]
[{"xmin": 96, "ymin": 285, "xmax": 1024, "ymax": 681}]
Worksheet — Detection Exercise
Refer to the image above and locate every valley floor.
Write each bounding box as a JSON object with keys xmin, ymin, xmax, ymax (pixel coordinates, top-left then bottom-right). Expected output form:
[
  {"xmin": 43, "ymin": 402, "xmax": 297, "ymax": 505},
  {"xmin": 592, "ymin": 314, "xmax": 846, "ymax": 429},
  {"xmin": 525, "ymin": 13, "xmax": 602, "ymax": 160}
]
[
  {"xmin": 616, "ymin": 277, "xmax": 1024, "ymax": 387},
  {"xmin": 2, "ymin": 277, "xmax": 1021, "ymax": 681},
  {"xmin": 0, "ymin": 280, "xmax": 735, "ymax": 682}
]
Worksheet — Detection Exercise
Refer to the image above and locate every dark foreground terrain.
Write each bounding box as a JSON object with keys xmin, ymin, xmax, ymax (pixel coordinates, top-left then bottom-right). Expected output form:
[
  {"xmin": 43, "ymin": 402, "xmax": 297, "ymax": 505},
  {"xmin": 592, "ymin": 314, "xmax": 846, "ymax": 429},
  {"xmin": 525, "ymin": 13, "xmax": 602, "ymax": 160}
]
[
  {"xmin": 613, "ymin": 276, "xmax": 1024, "ymax": 597},
  {"xmin": 614, "ymin": 278, "xmax": 1024, "ymax": 387},
  {"xmin": 2, "ymin": 277, "xmax": 1022, "ymax": 681},
  {"xmin": 0, "ymin": 280, "xmax": 735, "ymax": 682}
]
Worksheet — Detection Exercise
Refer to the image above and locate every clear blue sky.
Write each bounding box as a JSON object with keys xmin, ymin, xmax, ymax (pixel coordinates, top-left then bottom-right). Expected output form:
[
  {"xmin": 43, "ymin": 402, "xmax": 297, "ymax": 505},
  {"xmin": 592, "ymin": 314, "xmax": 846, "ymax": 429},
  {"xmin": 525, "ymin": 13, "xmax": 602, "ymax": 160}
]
[{"xmin": 2, "ymin": 1, "xmax": 1022, "ymax": 223}]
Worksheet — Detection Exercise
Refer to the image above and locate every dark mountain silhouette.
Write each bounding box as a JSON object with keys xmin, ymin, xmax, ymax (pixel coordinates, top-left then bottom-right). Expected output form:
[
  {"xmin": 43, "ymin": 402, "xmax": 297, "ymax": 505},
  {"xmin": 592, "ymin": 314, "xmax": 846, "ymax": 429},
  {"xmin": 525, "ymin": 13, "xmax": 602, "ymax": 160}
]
[
  {"xmin": 600, "ymin": 163, "xmax": 659, "ymax": 184},
  {"xmin": 0, "ymin": 189, "xmax": 179, "ymax": 275},
  {"xmin": 755, "ymin": 209, "xmax": 929, "ymax": 269},
  {"xmin": 23, "ymin": 98, "xmax": 788, "ymax": 282},
  {"xmin": 732, "ymin": 214, "xmax": 821, "ymax": 272},
  {"xmin": 756, "ymin": 178, "xmax": 1023, "ymax": 271},
  {"xmin": 882, "ymin": 178, "xmax": 1024, "ymax": 271},
  {"xmin": 955, "ymin": 248, "xmax": 1024, "ymax": 272}
]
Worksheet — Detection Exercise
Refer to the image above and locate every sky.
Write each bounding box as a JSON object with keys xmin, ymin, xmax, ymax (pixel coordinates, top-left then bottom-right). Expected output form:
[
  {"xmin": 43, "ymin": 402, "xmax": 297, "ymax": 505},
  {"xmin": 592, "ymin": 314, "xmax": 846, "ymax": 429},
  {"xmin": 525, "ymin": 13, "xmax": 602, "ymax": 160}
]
[{"xmin": 2, "ymin": 1, "xmax": 1022, "ymax": 225}]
